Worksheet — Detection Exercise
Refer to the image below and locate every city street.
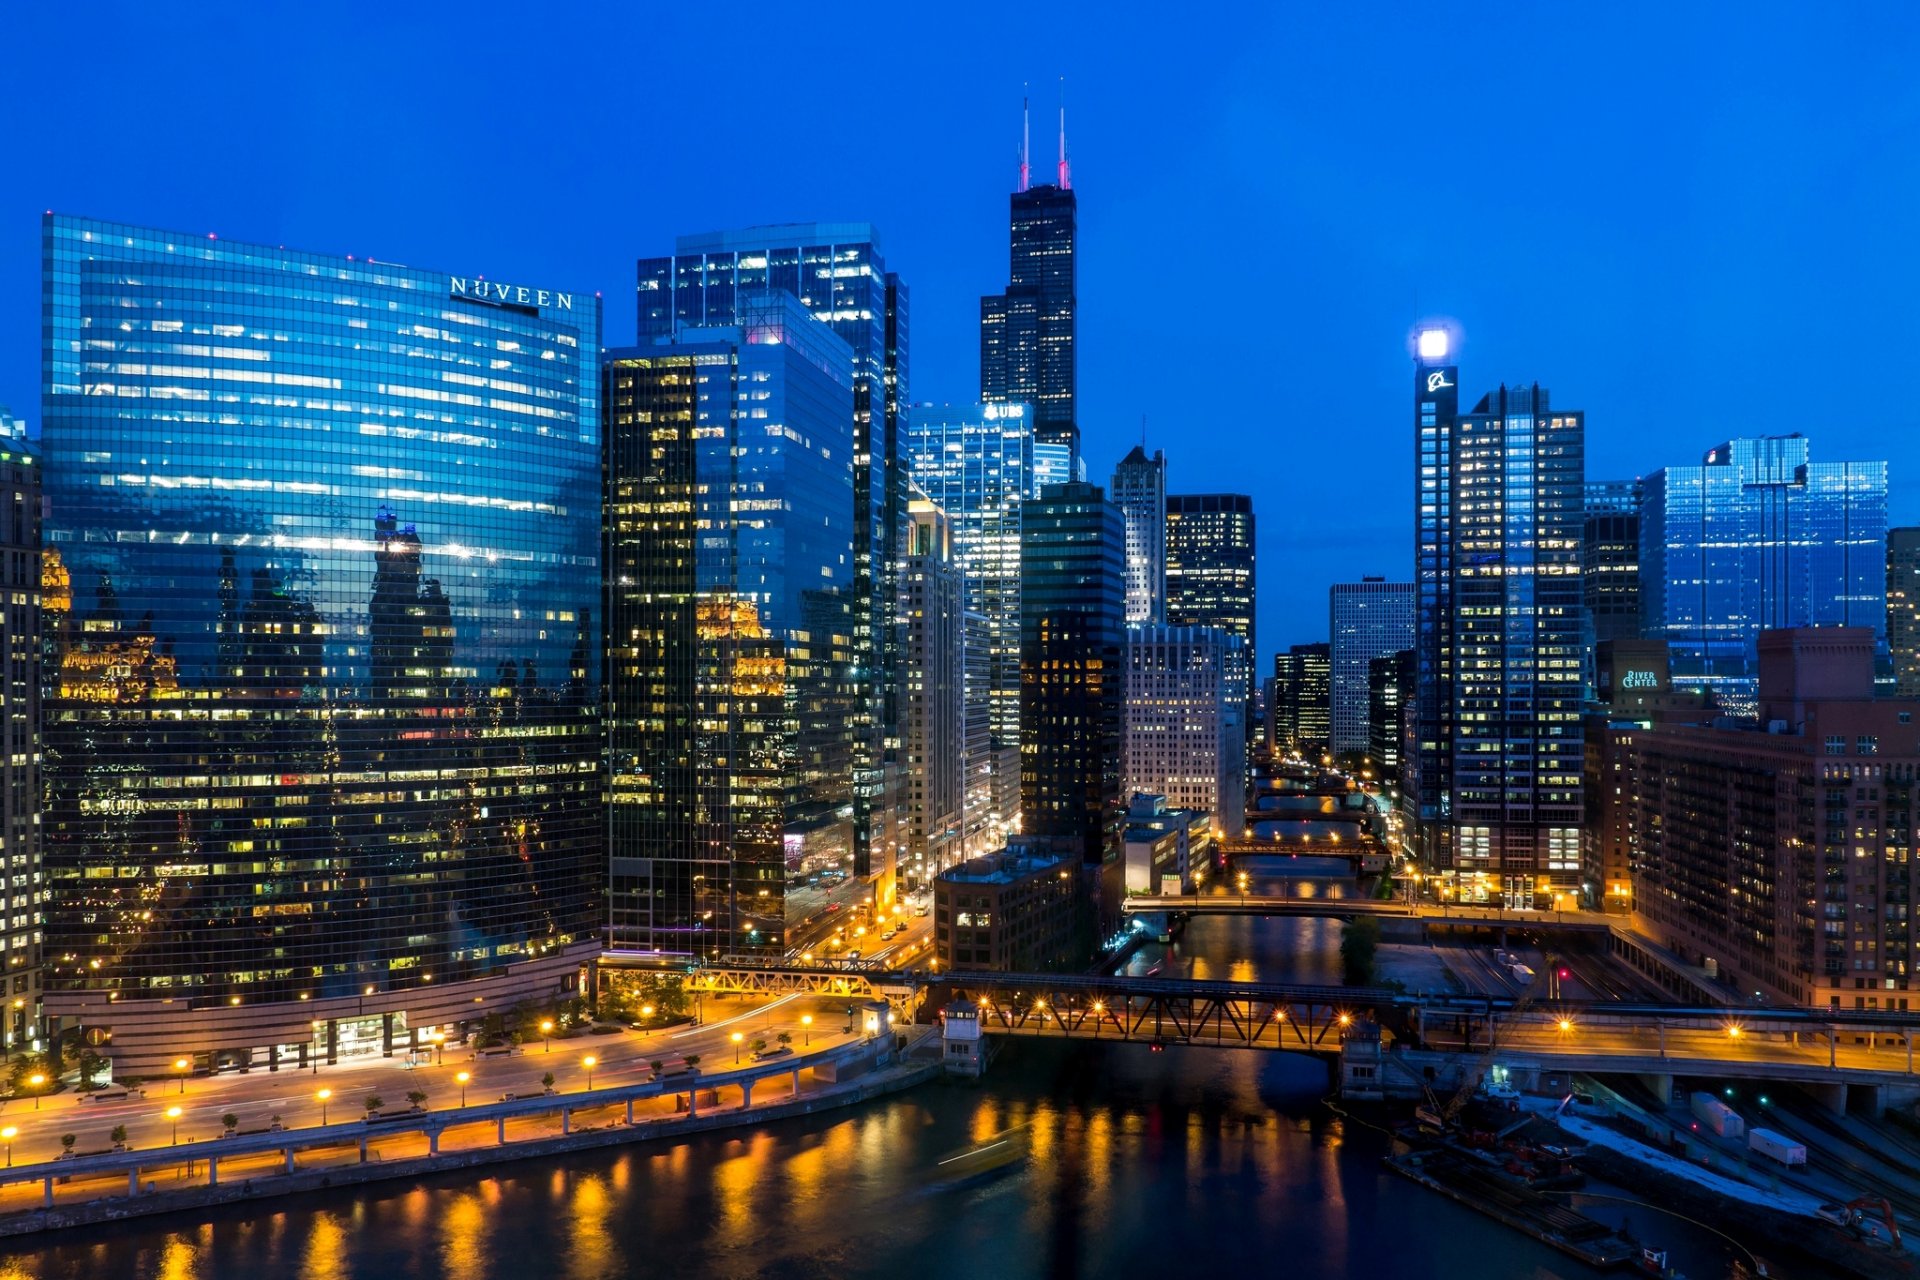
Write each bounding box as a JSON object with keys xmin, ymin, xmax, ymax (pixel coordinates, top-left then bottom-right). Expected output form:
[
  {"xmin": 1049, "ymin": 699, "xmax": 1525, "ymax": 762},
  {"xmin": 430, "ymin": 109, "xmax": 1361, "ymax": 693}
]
[{"xmin": 0, "ymin": 993, "xmax": 862, "ymax": 1168}]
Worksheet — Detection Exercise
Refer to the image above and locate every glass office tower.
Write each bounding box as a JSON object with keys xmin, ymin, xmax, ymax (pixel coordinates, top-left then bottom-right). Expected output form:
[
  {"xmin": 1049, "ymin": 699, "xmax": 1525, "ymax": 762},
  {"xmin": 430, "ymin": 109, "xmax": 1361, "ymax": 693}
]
[
  {"xmin": 0, "ymin": 443, "xmax": 39, "ymax": 1054},
  {"xmin": 903, "ymin": 404, "xmax": 1035, "ymax": 831},
  {"xmin": 1416, "ymin": 374, "xmax": 1585, "ymax": 906},
  {"xmin": 1891, "ymin": 527, "xmax": 1920, "ymax": 697},
  {"xmin": 1111, "ymin": 446, "xmax": 1167, "ymax": 625},
  {"xmin": 604, "ymin": 296, "xmax": 858, "ymax": 959},
  {"xmin": 982, "ymin": 180, "xmax": 1078, "ymax": 468},
  {"xmin": 1020, "ymin": 482, "xmax": 1125, "ymax": 869},
  {"xmin": 1641, "ymin": 436, "xmax": 1887, "ymax": 713},
  {"xmin": 1164, "ymin": 494, "xmax": 1255, "ymax": 743},
  {"xmin": 41, "ymin": 215, "xmax": 601, "ymax": 1071},
  {"xmin": 1327, "ymin": 578, "xmax": 1414, "ymax": 757},
  {"xmin": 637, "ymin": 224, "xmax": 907, "ymax": 887}
]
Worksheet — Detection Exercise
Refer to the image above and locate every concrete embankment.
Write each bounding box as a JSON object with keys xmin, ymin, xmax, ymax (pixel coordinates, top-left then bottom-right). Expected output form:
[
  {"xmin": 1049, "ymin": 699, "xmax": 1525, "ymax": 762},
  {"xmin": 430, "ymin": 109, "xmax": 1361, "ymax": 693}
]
[{"xmin": 0, "ymin": 1056, "xmax": 942, "ymax": 1240}]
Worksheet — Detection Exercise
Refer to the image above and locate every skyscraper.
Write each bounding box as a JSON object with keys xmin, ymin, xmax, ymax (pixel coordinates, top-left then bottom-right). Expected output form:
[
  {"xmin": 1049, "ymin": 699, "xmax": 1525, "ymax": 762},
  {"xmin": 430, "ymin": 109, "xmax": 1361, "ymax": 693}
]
[
  {"xmin": 1111, "ymin": 446, "xmax": 1167, "ymax": 624},
  {"xmin": 1367, "ymin": 647, "xmax": 1413, "ymax": 782},
  {"xmin": 637, "ymin": 223, "xmax": 908, "ymax": 885},
  {"xmin": 902, "ymin": 494, "xmax": 970, "ymax": 887},
  {"xmin": 1407, "ymin": 329, "xmax": 1460, "ymax": 874},
  {"xmin": 902, "ymin": 402, "xmax": 1035, "ymax": 831},
  {"xmin": 1020, "ymin": 482, "xmax": 1125, "ymax": 873},
  {"xmin": 1405, "ymin": 328, "xmax": 1585, "ymax": 907},
  {"xmin": 1273, "ymin": 642, "xmax": 1330, "ymax": 756},
  {"xmin": 1641, "ymin": 435, "xmax": 1887, "ymax": 713},
  {"xmin": 1165, "ymin": 493, "xmax": 1256, "ymax": 742},
  {"xmin": 1124, "ymin": 626, "xmax": 1245, "ymax": 835},
  {"xmin": 0, "ymin": 442, "xmax": 38, "ymax": 1055},
  {"xmin": 604, "ymin": 296, "xmax": 859, "ymax": 959},
  {"xmin": 41, "ymin": 215, "xmax": 602, "ymax": 1072},
  {"xmin": 982, "ymin": 103, "xmax": 1078, "ymax": 469},
  {"xmin": 1328, "ymin": 578, "xmax": 1414, "ymax": 757},
  {"xmin": 1583, "ymin": 480, "xmax": 1642, "ymax": 649},
  {"xmin": 1890, "ymin": 528, "xmax": 1920, "ymax": 697}
]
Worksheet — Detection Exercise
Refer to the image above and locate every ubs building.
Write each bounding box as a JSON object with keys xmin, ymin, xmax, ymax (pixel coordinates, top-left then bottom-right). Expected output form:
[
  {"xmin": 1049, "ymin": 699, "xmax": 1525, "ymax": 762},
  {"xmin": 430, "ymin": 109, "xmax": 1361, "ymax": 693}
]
[{"xmin": 40, "ymin": 215, "xmax": 603, "ymax": 1072}]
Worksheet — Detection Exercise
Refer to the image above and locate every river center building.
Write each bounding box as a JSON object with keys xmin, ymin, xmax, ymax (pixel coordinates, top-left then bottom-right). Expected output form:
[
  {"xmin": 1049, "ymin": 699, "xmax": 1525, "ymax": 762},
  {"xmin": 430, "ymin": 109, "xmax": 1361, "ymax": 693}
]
[{"xmin": 40, "ymin": 215, "xmax": 603, "ymax": 1072}]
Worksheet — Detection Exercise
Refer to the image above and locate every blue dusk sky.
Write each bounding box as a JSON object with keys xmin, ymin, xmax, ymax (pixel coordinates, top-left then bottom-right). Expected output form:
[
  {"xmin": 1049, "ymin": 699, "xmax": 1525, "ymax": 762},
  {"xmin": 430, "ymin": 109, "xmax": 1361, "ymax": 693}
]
[{"xmin": 4, "ymin": 1, "xmax": 1917, "ymax": 655}]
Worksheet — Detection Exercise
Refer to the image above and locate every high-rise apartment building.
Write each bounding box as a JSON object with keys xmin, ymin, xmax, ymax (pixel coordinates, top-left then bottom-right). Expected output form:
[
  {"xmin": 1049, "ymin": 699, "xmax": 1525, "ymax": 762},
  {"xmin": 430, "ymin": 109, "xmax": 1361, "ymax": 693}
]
[
  {"xmin": 1628, "ymin": 629, "xmax": 1917, "ymax": 1009},
  {"xmin": 637, "ymin": 224, "xmax": 908, "ymax": 885},
  {"xmin": 1111, "ymin": 446, "xmax": 1166, "ymax": 624},
  {"xmin": 41, "ymin": 215, "xmax": 602, "ymax": 1071},
  {"xmin": 1367, "ymin": 647, "xmax": 1412, "ymax": 782},
  {"xmin": 1888, "ymin": 528, "xmax": 1920, "ymax": 697},
  {"xmin": 1404, "ymin": 327, "xmax": 1584, "ymax": 906},
  {"xmin": 1641, "ymin": 435, "xmax": 1886, "ymax": 713},
  {"xmin": 1020, "ymin": 482, "xmax": 1125, "ymax": 871},
  {"xmin": 604, "ymin": 295, "xmax": 860, "ymax": 958},
  {"xmin": 902, "ymin": 495, "xmax": 970, "ymax": 888},
  {"xmin": 1165, "ymin": 494, "xmax": 1255, "ymax": 741},
  {"xmin": 982, "ymin": 115, "xmax": 1077, "ymax": 468},
  {"xmin": 0, "ymin": 442, "xmax": 39, "ymax": 1054},
  {"xmin": 902, "ymin": 402, "xmax": 1034, "ymax": 831},
  {"xmin": 1583, "ymin": 479, "xmax": 1642, "ymax": 649},
  {"xmin": 1328, "ymin": 578, "xmax": 1414, "ymax": 757},
  {"xmin": 1123, "ymin": 626, "xmax": 1246, "ymax": 836}
]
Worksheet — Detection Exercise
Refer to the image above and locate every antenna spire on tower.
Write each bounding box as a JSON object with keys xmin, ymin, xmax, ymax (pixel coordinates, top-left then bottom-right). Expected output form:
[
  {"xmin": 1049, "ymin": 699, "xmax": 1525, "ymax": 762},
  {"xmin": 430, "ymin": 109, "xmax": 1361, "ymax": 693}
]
[
  {"xmin": 1019, "ymin": 88, "xmax": 1030, "ymax": 193},
  {"xmin": 1057, "ymin": 77, "xmax": 1071, "ymax": 189}
]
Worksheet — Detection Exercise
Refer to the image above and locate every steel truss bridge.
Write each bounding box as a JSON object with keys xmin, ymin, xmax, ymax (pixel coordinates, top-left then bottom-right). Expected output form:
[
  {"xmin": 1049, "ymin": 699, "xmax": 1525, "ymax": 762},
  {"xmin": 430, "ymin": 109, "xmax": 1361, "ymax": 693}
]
[{"xmin": 651, "ymin": 962, "xmax": 1920, "ymax": 1080}]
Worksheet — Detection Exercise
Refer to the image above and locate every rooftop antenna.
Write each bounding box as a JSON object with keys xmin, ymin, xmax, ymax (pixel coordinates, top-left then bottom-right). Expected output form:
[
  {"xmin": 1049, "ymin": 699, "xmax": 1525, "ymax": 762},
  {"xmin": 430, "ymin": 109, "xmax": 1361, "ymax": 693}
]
[
  {"xmin": 1019, "ymin": 88, "xmax": 1031, "ymax": 193},
  {"xmin": 1058, "ymin": 77, "xmax": 1071, "ymax": 189},
  {"xmin": 1141, "ymin": 413, "xmax": 1147, "ymax": 447}
]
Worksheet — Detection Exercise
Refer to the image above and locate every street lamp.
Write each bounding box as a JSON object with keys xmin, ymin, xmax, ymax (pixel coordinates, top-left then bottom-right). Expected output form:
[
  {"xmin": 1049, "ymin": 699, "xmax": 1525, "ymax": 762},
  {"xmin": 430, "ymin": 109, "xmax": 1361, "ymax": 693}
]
[
  {"xmin": 317, "ymin": 1088, "xmax": 332, "ymax": 1125},
  {"xmin": 1, "ymin": 1125, "xmax": 15, "ymax": 1167},
  {"xmin": 166, "ymin": 1105, "xmax": 183, "ymax": 1146},
  {"xmin": 731, "ymin": 1032, "xmax": 744, "ymax": 1064},
  {"xmin": 27, "ymin": 1074, "xmax": 44, "ymax": 1110},
  {"xmin": 540, "ymin": 1020, "xmax": 554, "ymax": 1053},
  {"xmin": 455, "ymin": 1071, "xmax": 470, "ymax": 1106},
  {"xmin": 1557, "ymin": 1018, "xmax": 1575, "ymax": 1035},
  {"xmin": 430, "ymin": 1030, "xmax": 445, "ymax": 1066},
  {"xmin": 640, "ymin": 1004, "xmax": 655, "ymax": 1024},
  {"xmin": 801, "ymin": 1014, "xmax": 812, "ymax": 1046},
  {"xmin": 582, "ymin": 1056, "xmax": 597, "ymax": 1090},
  {"xmin": 174, "ymin": 1057, "xmax": 190, "ymax": 1094}
]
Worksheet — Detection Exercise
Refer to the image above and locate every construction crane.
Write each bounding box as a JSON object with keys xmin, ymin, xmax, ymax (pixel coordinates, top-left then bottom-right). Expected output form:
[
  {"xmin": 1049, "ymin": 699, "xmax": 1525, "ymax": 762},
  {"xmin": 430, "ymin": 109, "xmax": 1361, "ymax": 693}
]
[{"xmin": 1437, "ymin": 965, "xmax": 1542, "ymax": 1128}]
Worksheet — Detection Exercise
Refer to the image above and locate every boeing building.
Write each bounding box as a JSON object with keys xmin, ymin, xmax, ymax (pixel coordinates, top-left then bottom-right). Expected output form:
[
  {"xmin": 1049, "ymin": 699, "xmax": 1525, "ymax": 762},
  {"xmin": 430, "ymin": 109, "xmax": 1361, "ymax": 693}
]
[{"xmin": 40, "ymin": 215, "xmax": 602, "ymax": 1072}]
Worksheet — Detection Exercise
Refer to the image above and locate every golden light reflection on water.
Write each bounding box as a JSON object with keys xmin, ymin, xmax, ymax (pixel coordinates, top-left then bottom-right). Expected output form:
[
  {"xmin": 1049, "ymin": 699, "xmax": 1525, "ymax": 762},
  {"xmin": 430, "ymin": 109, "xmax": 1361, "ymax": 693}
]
[
  {"xmin": 711, "ymin": 1132, "xmax": 768, "ymax": 1239},
  {"xmin": 564, "ymin": 1174, "xmax": 615, "ymax": 1280},
  {"xmin": 154, "ymin": 1237, "xmax": 200, "ymax": 1280},
  {"xmin": 297, "ymin": 1212, "xmax": 346, "ymax": 1280},
  {"xmin": 438, "ymin": 1192, "xmax": 489, "ymax": 1280}
]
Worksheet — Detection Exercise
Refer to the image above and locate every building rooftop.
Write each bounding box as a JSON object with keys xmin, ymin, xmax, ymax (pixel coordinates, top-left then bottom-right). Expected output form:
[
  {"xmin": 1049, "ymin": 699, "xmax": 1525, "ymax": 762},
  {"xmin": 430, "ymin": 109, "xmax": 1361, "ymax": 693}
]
[{"xmin": 938, "ymin": 846, "xmax": 1064, "ymax": 885}]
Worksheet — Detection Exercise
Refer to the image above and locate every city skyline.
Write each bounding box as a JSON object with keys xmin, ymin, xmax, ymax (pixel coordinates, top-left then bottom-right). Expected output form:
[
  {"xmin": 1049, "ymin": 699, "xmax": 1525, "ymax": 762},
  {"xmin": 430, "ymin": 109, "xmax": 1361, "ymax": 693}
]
[{"xmin": 7, "ymin": 4, "xmax": 1920, "ymax": 652}]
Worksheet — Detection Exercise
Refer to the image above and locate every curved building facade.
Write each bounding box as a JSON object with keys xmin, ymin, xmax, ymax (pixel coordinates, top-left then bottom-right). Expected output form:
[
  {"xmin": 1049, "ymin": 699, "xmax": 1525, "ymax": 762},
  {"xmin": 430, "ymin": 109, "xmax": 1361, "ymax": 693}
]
[{"xmin": 40, "ymin": 215, "xmax": 602, "ymax": 1069}]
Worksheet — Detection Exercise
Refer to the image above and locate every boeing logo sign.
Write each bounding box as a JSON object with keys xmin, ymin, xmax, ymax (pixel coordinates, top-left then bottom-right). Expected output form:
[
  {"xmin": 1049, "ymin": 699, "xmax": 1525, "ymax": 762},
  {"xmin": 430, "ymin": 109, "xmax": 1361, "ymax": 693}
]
[
  {"xmin": 1425, "ymin": 370, "xmax": 1454, "ymax": 393},
  {"xmin": 1620, "ymin": 669, "xmax": 1661, "ymax": 690},
  {"xmin": 450, "ymin": 277, "xmax": 574, "ymax": 312}
]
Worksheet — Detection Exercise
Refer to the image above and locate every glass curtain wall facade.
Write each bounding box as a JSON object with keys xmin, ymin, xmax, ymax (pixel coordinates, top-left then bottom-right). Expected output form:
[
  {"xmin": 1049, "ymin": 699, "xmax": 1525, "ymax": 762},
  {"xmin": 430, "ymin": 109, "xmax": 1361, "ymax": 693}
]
[
  {"xmin": 604, "ymin": 296, "xmax": 858, "ymax": 959},
  {"xmin": 1327, "ymin": 578, "xmax": 1414, "ymax": 757},
  {"xmin": 1164, "ymin": 494, "xmax": 1255, "ymax": 745},
  {"xmin": 1890, "ymin": 527, "xmax": 1920, "ymax": 698},
  {"xmin": 1641, "ymin": 436, "xmax": 1887, "ymax": 714},
  {"xmin": 1111, "ymin": 446, "xmax": 1166, "ymax": 625},
  {"xmin": 902, "ymin": 402, "xmax": 1035, "ymax": 832},
  {"xmin": 1447, "ymin": 385, "xmax": 1585, "ymax": 906},
  {"xmin": 1123, "ymin": 626, "xmax": 1245, "ymax": 836},
  {"xmin": 637, "ymin": 225, "xmax": 907, "ymax": 887},
  {"xmin": 982, "ymin": 184, "xmax": 1078, "ymax": 467},
  {"xmin": 40, "ymin": 216, "xmax": 602, "ymax": 1047},
  {"xmin": 0, "ymin": 445, "xmax": 39, "ymax": 1052},
  {"xmin": 1020, "ymin": 482, "xmax": 1125, "ymax": 868},
  {"xmin": 1406, "ymin": 340, "xmax": 1459, "ymax": 872}
]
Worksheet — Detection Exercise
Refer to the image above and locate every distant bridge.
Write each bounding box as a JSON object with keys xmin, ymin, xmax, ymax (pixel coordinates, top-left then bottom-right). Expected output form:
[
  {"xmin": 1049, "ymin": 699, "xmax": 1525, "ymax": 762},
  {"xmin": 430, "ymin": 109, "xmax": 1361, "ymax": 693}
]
[
  {"xmin": 652, "ymin": 961, "xmax": 1920, "ymax": 1085},
  {"xmin": 1119, "ymin": 894, "xmax": 1614, "ymax": 932}
]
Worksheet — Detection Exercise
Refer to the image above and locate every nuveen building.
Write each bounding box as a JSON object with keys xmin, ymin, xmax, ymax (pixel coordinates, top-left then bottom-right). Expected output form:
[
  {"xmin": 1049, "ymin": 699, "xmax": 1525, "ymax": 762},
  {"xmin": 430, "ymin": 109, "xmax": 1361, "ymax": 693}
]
[{"xmin": 40, "ymin": 216, "xmax": 603, "ymax": 1072}]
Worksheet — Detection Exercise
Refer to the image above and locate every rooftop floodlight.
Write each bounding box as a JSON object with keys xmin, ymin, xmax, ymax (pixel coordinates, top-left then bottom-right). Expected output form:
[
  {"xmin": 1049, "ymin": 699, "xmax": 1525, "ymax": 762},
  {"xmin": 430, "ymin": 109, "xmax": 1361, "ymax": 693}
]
[{"xmin": 1417, "ymin": 328, "xmax": 1449, "ymax": 361}]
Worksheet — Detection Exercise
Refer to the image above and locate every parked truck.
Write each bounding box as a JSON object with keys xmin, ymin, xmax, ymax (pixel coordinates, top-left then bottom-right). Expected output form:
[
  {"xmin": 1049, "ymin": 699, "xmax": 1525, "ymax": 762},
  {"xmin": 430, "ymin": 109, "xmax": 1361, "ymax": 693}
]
[
  {"xmin": 1747, "ymin": 1127, "xmax": 1806, "ymax": 1166},
  {"xmin": 1690, "ymin": 1092, "xmax": 1746, "ymax": 1140}
]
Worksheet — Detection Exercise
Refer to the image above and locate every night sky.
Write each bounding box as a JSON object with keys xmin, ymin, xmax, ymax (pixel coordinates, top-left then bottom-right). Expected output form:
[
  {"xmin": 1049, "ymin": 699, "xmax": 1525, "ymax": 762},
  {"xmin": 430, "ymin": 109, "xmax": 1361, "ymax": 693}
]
[{"xmin": 5, "ymin": 1, "xmax": 1918, "ymax": 654}]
